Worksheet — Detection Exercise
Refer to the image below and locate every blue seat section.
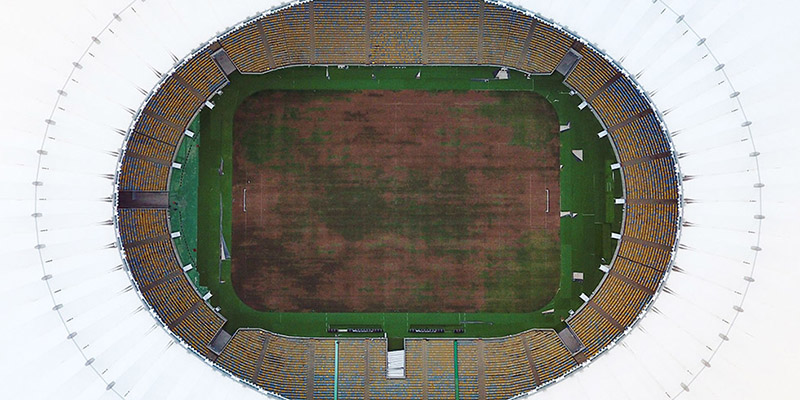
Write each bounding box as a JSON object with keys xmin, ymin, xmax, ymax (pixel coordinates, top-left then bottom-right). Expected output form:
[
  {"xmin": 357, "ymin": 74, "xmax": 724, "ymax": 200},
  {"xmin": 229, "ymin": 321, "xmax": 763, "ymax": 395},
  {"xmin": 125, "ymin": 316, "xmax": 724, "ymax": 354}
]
[
  {"xmin": 427, "ymin": 0, "xmax": 481, "ymax": 64},
  {"xmin": 612, "ymin": 257, "xmax": 663, "ymax": 292},
  {"xmin": 566, "ymin": 45, "xmax": 617, "ymax": 98},
  {"xmin": 220, "ymin": 21, "xmax": 271, "ymax": 73},
  {"xmin": 312, "ymin": 339, "xmax": 335, "ymax": 399},
  {"xmin": 610, "ymin": 112, "xmax": 670, "ymax": 163},
  {"xmin": 484, "ymin": 335, "xmax": 537, "ymax": 398},
  {"xmin": 427, "ymin": 341, "xmax": 455, "ymax": 399},
  {"xmin": 622, "ymin": 157, "xmax": 679, "ymax": 200},
  {"xmin": 623, "ymin": 203, "xmax": 679, "ymax": 246},
  {"xmin": 175, "ymin": 49, "xmax": 228, "ymax": 97},
  {"xmin": 117, "ymin": 209, "xmax": 168, "ymax": 244},
  {"xmin": 523, "ymin": 19, "xmax": 573, "ymax": 73},
  {"xmin": 143, "ymin": 76, "xmax": 202, "ymax": 128},
  {"xmin": 616, "ymin": 239, "xmax": 672, "ymax": 271},
  {"xmin": 142, "ymin": 274, "xmax": 198, "ymax": 325},
  {"xmin": 118, "ymin": 155, "xmax": 169, "ymax": 191},
  {"xmin": 524, "ymin": 330, "xmax": 578, "ymax": 383},
  {"xmin": 592, "ymin": 275, "xmax": 652, "ymax": 327},
  {"xmin": 172, "ymin": 304, "xmax": 225, "ymax": 354},
  {"xmin": 568, "ymin": 305, "xmax": 619, "ymax": 357},
  {"xmin": 369, "ymin": 0, "xmax": 424, "ymax": 64},
  {"xmin": 455, "ymin": 340, "xmax": 480, "ymax": 400},
  {"xmin": 591, "ymin": 77, "xmax": 650, "ymax": 127},
  {"xmin": 254, "ymin": 333, "xmax": 309, "ymax": 400},
  {"xmin": 262, "ymin": 3, "xmax": 312, "ymax": 67},
  {"xmin": 314, "ymin": 0, "xmax": 368, "ymax": 64},
  {"xmin": 217, "ymin": 329, "xmax": 268, "ymax": 384},
  {"xmin": 369, "ymin": 339, "xmax": 424, "ymax": 398},
  {"xmin": 125, "ymin": 132, "xmax": 175, "ymax": 162},
  {"xmin": 337, "ymin": 340, "xmax": 367, "ymax": 400},
  {"xmin": 133, "ymin": 112, "xmax": 183, "ymax": 145}
]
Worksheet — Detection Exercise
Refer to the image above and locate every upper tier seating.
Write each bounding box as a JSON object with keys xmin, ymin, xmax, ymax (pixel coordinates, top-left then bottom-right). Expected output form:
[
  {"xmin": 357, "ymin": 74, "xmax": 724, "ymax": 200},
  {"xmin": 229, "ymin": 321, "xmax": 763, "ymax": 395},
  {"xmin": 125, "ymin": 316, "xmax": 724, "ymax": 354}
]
[
  {"xmin": 568, "ymin": 304, "xmax": 620, "ymax": 358},
  {"xmin": 591, "ymin": 77, "xmax": 650, "ymax": 127},
  {"xmin": 255, "ymin": 333, "xmax": 309, "ymax": 400},
  {"xmin": 142, "ymin": 274, "xmax": 198, "ymax": 325},
  {"xmin": 145, "ymin": 76, "xmax": 202, "ymax": 128},
  {"xmin": 484, "ymin": 335, "xmax": 537, "ymax": 398},
  {"xmin": 610, "ymin": 112, "xmax": 671, "ymax": 163},
  {"xmin": 125, "ymin": 132, "xmax": 175, "ymax": 162},
  {"xmin": 172, "ymin": 304, "xmax": 226, "ymax": 354},
  {"xmin": 337, "ymin": 339, "xmax": 368, "ymax": 399},
  {"xmin": 480, "ymin": 2, "xmax": 513, "ymax": 66},
  {"xmin": 456, "ymin": 340, "xmax": 480, "ymax": 400},
  {"xmin": 133, "ymin": 112, "xmax": 183, "ymax": 146},
  {"xmin": 622, "ymin": 157, "xmax": 680, "ymax": 200},
  {"xmin": 220, "ymin": 22, "xmax": 271, "ymax": 73},
  {"xmin": 262, "ymin": 3, "xmax": 313, "ymax": 67},
  {"xmin": 369, "ymin": 0, "xmax": 424, "ymax": 64},
  {"xmin": 217, "ymin": 329, "xmax": 268, "ymax": 382},
  {"xmin": 427, "ymin": 340, "xmax": 456, "ymax": 399},
  {"xmin": 622, "ymin": 203, "xmax": 679, "ymax": 246},
  {"xmin": 592, "ymin": 275, "xmax": 652, "ymax": 328},
  {"xmin": 612, "ymin": 256, "xmax": 664, "ymax": 292},
  {"xmin": 566, "ymin": 46, "xmax": 618, "ymax": 98},
  {"xmin": 523, "ymin": 330, "xmax": 577, "ymax": 383},
  {"xmin": 124, "ymin": 239, "xmax": 179, "ymax": 287},
  {"xmin": 523, "ymin": 20, "xmax": 573, "ymax": 73},
  {"xmin": 312, "ymin": 339, "xmax": 336, "ymax": 398},
  {"xmin": 427, "ymin": 0, "xmax": 481, "ymax": 64},
  {"xmin": 616, "ymin": 239, "xmax": 673, "ymax": 271},
  {"xmin": 175, "ymin": 49, "xmax": 228, "ymax": 96},
  {"xmin": 314, "ymin": 0, "xmax": 368, "ymax": 64},
  {"xmin": 118, "ymin": 156, "xmax": 169, "ymax": 191},
  {"xmin": 117, "ymin": 209, "xmax": 168, "ymax": 244}
]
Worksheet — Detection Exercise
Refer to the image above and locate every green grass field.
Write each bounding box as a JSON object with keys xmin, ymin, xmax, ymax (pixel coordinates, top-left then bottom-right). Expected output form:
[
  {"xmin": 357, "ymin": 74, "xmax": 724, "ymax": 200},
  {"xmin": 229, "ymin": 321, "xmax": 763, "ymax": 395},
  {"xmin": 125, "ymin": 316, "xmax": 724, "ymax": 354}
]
[{"xmin": 170, "ymin": 66, "xmax": 621, "ymax": 347}]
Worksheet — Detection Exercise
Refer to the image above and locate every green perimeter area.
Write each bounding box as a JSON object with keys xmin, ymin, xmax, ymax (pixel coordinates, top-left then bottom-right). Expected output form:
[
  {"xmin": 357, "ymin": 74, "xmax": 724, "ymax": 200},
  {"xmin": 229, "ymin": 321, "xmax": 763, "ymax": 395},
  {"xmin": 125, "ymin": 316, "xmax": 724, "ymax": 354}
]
[
  {"xmin": 170, "ymin": 118, "xmax": 209, "ymax": 298},
  {"xmin": 182, "ymin": 66, "xmax": 622, "ymax": 345}
]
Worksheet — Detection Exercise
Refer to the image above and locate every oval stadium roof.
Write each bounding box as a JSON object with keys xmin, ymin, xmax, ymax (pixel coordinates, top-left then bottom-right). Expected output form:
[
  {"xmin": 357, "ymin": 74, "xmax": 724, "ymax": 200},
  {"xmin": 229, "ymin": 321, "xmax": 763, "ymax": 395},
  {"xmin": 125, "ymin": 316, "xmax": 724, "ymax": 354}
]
[{"xmin": 0, "ymin": 1, "xmax": 798, "ymax": 399}]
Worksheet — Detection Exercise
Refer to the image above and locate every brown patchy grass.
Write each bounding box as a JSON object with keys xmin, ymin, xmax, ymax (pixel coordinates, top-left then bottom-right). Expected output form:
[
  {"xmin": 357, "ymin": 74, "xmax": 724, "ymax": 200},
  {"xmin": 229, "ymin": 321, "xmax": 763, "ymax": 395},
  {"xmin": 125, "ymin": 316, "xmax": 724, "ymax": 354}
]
[{"xmin": 232, "ymin": 90, "xmax": 560, "ymax": 313}]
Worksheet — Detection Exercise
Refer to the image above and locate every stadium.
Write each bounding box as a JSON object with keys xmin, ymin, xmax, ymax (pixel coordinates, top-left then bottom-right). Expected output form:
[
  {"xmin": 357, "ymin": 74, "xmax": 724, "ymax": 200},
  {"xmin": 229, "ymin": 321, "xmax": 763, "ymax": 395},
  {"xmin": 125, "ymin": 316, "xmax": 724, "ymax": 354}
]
[{"xmin": 1, "ymin": 0, "xmax": 798, "ymax": 399}]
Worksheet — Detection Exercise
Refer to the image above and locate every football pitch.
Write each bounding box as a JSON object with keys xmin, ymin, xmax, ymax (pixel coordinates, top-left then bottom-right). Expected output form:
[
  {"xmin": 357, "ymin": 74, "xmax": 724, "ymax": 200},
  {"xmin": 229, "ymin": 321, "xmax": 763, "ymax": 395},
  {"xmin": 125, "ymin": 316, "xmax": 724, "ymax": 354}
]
[
  {"xmin": 171, "ymin": 66, "xmax": 621, "ymax": 345},
  {"xmin": 232, "ymin": 89, "xmax": 560, "ymax": 314}
]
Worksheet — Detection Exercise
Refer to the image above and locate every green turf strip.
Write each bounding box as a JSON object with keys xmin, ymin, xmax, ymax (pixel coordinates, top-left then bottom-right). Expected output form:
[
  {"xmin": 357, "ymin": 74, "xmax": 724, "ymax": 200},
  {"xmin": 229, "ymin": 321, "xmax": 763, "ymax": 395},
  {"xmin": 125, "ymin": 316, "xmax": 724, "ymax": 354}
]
[{"xmin": 169, "ymin": 117, "xmax": 208, "ymax": 297}]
